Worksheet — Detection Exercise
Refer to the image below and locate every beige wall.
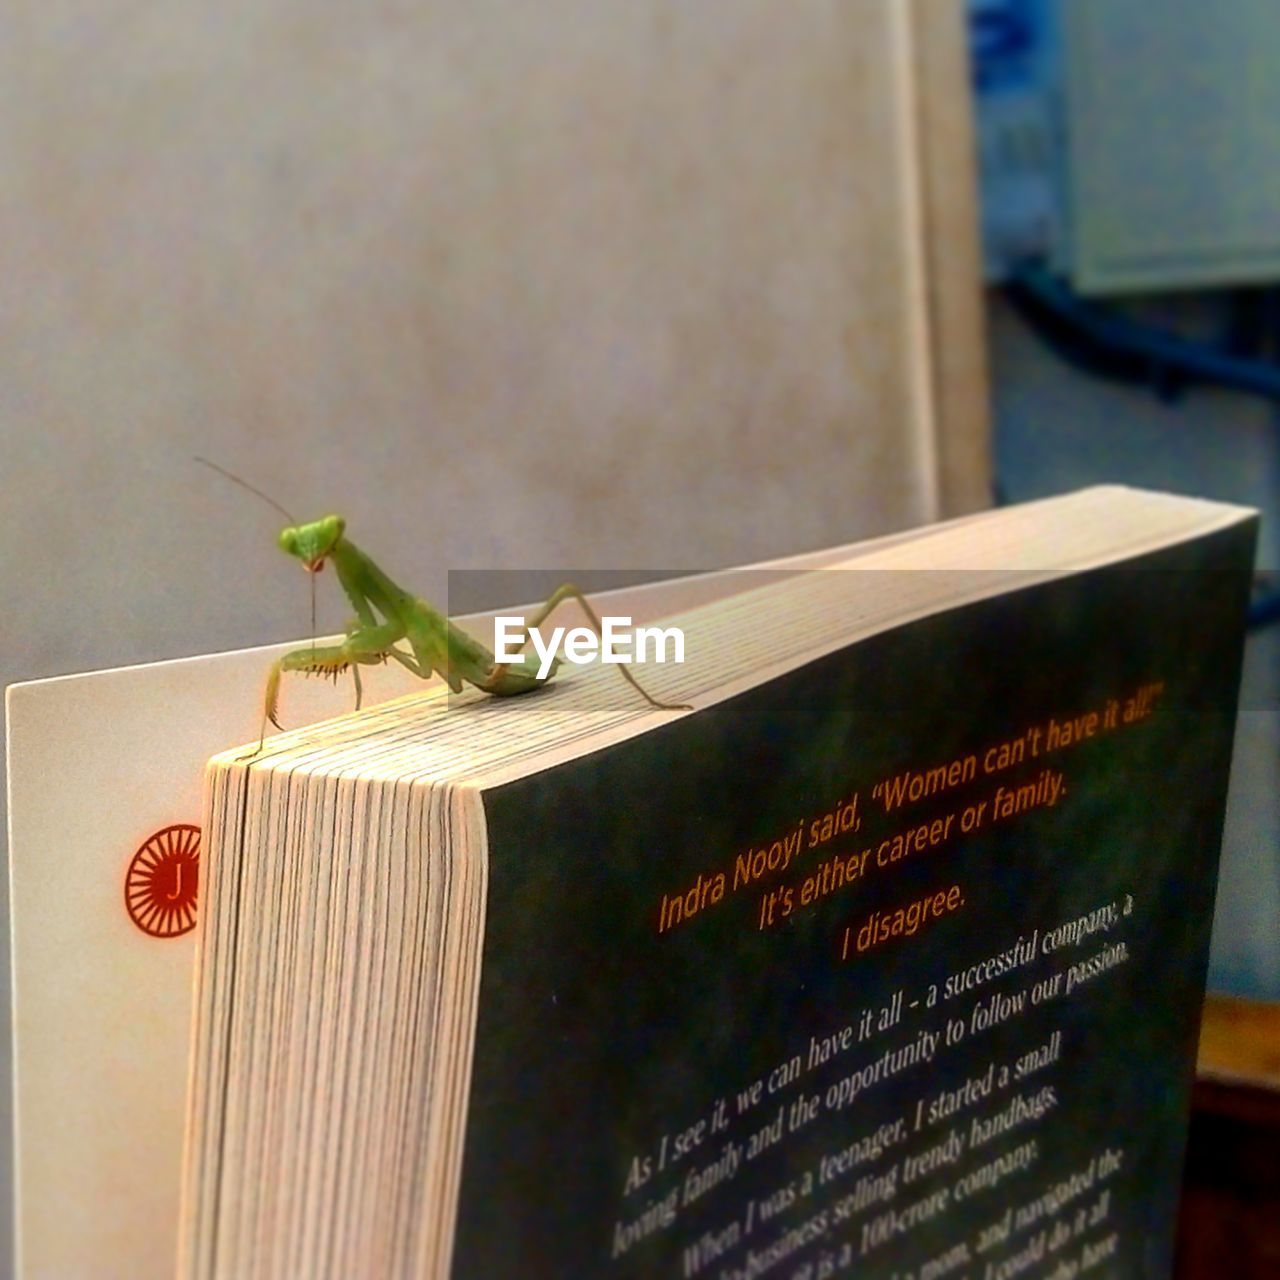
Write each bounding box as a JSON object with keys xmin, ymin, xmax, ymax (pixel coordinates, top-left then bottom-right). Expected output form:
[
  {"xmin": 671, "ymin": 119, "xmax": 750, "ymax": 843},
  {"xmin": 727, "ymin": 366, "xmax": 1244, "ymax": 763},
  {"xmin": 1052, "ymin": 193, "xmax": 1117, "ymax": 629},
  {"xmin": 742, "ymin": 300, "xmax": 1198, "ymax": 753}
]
[
  {"xmin": 0, "ymin": 2, "xmax": 987, "ymax": 1260},
  {"xmin": 1, "ymin": 0, "xmax": 986, "ymax": 676}
]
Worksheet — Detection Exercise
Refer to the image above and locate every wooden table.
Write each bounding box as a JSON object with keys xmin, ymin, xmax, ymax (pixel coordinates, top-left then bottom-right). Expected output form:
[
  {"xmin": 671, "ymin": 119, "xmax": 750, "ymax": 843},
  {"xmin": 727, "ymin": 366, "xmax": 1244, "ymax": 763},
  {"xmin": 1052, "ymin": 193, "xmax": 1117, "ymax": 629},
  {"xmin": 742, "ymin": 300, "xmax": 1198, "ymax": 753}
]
[{"xmin": 1175, "ymin": 995, "xmax": 1280, "ymax": 1279}]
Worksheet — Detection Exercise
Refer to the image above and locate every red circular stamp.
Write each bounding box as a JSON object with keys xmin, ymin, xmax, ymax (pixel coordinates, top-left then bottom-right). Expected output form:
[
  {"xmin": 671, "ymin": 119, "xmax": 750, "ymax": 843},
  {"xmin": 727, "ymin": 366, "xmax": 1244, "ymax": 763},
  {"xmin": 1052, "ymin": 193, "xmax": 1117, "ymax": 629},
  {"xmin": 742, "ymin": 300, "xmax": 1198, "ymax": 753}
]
[{"xmin": 125, "ymin": 824, "xmax": 200, "ymax": 938}]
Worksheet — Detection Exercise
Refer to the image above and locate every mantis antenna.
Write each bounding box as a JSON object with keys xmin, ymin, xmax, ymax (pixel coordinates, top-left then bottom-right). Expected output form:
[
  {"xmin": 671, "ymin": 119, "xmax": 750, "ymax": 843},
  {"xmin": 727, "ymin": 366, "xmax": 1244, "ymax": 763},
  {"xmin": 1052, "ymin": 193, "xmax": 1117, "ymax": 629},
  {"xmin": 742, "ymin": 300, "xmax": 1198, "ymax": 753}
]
[
  {"xmin": 194, "ymin": 456, "xmax": 318, "ymax": 648},
  {"xmin": 194, "ymin": 456, "xmax": 297, "ymax": 523}
]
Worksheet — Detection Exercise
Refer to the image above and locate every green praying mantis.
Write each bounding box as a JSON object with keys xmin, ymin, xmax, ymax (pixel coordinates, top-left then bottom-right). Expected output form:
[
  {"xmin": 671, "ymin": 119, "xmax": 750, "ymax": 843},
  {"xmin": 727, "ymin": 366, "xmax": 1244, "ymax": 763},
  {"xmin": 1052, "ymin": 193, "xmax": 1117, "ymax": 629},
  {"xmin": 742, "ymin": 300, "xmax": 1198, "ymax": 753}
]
[{"xmin": 197, "ymin": 460, "xmax": 689, "ymax": 755}]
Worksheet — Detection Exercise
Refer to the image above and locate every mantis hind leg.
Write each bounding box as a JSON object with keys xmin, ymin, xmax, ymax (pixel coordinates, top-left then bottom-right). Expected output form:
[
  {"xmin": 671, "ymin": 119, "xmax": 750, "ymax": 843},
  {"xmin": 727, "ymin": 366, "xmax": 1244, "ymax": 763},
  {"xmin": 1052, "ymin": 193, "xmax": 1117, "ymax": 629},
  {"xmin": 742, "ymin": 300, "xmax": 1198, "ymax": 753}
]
[{"xmin": 480, "ymin": 583, "xmax": 690, "ymax": 711}]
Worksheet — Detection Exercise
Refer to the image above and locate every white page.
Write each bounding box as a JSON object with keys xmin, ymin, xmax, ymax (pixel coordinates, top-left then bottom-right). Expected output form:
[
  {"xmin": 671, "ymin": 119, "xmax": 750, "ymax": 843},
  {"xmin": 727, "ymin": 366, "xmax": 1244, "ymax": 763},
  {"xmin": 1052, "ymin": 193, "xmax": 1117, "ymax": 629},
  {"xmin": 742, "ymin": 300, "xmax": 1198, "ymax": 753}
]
[{"xmin": 5, "ymin": 640, "xmax": 437, "ymax": 1278}]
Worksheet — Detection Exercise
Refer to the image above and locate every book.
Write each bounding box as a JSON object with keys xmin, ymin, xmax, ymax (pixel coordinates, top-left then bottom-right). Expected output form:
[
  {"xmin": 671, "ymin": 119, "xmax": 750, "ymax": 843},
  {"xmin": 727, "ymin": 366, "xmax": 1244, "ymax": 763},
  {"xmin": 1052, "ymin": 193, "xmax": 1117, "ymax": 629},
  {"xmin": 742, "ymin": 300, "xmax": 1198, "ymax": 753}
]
[
  {"xmin": 5, "ymin": 537, "xmax": 921, "ymax": 1278},
  {"xmin": 177, "ymin": 486, "xmax": 1255, "ymax": 1279}
]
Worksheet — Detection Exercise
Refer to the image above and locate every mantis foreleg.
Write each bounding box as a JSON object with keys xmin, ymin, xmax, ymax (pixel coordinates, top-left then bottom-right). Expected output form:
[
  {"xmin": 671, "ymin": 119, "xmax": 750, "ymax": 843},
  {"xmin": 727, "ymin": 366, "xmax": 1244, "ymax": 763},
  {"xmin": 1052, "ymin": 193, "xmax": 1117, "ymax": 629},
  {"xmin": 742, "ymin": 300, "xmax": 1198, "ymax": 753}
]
[
  {"xmin": 256, "ymin": 620, "xmax": 407, "ymax": 752},
  {"xmin": 383, "ymin": 647, "xmax": 432, "ymax": 680}
]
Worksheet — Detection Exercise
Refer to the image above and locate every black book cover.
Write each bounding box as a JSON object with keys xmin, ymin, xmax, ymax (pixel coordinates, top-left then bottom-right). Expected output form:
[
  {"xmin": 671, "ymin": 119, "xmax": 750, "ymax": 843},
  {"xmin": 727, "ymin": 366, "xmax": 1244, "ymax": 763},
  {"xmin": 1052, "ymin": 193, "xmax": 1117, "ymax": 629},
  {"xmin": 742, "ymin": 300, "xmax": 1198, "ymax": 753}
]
[{"xmin": 454, "ymin": 521, "xmax": 1255, "ymax": 1280}]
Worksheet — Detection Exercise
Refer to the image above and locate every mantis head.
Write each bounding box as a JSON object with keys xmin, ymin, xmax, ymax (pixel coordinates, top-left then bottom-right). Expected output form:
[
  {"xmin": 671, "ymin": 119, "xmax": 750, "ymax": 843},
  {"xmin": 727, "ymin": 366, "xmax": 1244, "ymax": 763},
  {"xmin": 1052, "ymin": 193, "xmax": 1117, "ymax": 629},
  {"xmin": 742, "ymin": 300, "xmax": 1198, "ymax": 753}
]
[{"xmin": 278, "ymin": 516, "xmax": 346, "ymax": 572}]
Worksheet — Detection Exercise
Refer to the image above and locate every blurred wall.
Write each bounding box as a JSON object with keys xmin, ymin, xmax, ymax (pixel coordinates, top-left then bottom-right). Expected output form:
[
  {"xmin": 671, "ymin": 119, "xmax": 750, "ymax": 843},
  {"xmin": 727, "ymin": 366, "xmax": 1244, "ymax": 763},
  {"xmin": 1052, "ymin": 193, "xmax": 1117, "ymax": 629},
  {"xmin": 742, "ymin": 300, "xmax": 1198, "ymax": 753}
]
[
  {"xmin": 988, "ymin": 292, "xmax": 1280, "ymax": 1003},
  {"xmin": 1, "ymin": 0, "xmax": 986, "ymax": 681},
  {"xmin": 0, "ymin": 0, "xmax": 988, "ymax": 1263}
]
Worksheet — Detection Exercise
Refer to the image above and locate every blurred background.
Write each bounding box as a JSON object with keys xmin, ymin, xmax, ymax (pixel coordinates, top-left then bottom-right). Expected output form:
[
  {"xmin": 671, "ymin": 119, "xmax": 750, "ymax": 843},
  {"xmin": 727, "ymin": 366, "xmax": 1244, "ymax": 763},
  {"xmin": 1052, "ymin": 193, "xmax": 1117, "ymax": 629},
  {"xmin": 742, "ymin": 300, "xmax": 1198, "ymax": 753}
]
[{"xmin": 2, "ymin": 0, "xmax": 1276, "ymax": 1272}]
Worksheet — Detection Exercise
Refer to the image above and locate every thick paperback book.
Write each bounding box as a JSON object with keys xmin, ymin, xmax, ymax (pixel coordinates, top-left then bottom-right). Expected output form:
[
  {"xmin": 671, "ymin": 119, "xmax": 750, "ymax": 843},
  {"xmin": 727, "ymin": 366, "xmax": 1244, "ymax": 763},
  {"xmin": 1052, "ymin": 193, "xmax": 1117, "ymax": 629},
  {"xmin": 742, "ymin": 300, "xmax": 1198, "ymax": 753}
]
[{"xmin": 177, "ymin": 487, "xmax": 1255, "ymax": 1279}]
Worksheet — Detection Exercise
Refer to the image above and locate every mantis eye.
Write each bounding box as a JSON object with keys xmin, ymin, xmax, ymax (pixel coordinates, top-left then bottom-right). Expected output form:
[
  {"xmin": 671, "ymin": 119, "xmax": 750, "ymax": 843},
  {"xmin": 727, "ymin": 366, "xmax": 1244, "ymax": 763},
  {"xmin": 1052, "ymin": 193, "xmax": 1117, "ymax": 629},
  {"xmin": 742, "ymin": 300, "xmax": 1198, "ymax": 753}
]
[{"xmin": 278, "ymin": 528, "xmax": 299, "ymax": 555}]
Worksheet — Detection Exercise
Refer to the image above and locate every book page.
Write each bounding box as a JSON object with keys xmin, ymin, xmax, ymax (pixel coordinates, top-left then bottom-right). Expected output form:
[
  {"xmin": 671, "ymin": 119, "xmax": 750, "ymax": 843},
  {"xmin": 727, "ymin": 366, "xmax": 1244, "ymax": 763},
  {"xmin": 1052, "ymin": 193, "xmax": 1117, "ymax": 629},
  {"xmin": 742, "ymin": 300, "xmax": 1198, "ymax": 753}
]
[{"xmin": 4, "ymin": 643, "xmax": 423, "ymax": 1278}]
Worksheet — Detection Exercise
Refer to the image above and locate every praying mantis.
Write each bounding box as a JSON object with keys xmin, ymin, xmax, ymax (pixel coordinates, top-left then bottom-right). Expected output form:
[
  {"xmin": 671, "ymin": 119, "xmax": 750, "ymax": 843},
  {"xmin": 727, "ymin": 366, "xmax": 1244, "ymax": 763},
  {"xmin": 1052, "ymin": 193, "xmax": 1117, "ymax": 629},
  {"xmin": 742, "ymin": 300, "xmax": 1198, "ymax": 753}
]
[{"xmin": 197, "ymin": 460, "xmax": 689, "ymax": 754}]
